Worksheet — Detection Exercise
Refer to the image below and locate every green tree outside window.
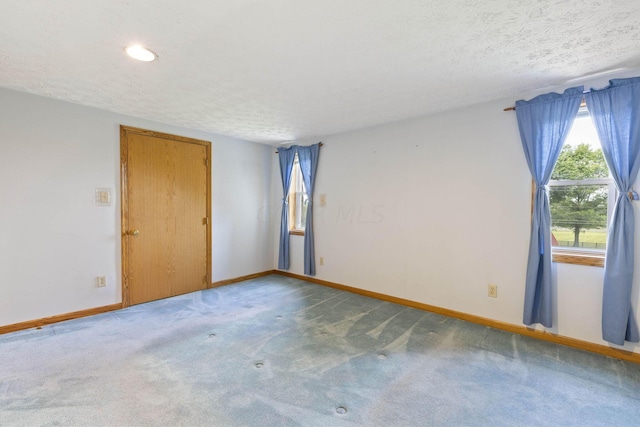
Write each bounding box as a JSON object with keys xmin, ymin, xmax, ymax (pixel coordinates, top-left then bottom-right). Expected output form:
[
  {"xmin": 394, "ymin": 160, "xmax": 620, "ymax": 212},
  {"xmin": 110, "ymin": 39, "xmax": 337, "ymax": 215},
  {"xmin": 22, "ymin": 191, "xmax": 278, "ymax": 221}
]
[{"xmin": 550, "ymin": 143, "xmax": 609, "ymax": 248}]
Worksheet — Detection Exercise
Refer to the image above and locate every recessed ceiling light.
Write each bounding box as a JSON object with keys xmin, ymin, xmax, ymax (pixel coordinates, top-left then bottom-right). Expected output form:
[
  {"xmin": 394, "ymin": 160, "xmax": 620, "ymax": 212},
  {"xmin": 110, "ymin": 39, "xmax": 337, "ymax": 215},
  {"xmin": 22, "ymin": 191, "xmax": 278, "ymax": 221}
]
[{"xmin": 125, "ymin": 45, "xmax": 157, "ymax": 62}]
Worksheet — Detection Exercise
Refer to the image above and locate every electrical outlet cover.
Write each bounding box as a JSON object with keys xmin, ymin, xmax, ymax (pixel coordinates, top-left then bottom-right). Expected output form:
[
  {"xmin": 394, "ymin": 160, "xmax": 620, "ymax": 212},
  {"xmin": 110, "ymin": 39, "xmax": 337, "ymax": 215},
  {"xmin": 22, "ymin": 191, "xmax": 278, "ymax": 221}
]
[
  {"xmin": 97, "ymin": 276, "xmax": 107, "ymax": 287},
  {"xmin": 488, "ymin": 284, "xmax": 497, "ymax": 298}
]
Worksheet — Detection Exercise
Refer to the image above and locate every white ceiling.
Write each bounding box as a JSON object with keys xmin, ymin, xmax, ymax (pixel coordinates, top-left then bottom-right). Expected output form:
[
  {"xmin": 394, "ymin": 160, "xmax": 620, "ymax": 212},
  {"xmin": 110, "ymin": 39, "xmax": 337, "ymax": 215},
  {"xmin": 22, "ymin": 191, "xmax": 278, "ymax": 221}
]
[{"xmin": 1, "ymin": 1, "xmax": 640, "ymax": 144}]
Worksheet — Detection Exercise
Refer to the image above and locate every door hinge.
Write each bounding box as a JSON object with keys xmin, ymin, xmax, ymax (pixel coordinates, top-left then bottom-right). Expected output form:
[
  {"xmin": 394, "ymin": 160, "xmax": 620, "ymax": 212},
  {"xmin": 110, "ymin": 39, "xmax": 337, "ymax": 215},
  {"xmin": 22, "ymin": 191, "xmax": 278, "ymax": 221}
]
[
  {"xmin": 204, "ymin": 158, "xmax": 208, "ymax": 166},
  {"xmin": 203, "ymin": 217, "xmax": 209, "ymax": 225}
]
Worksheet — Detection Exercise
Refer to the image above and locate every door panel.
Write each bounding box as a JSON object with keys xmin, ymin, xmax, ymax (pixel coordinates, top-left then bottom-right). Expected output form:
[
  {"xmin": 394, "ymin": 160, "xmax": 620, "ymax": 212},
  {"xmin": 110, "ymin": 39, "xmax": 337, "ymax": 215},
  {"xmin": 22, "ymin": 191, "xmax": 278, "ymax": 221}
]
[
  {"xmin": 170, "ymin": 140, "xmax": 208, "ymax": 297},
  {"xmin": 121, "ymin": 127, "xmax": 210, "ymax": 306}
]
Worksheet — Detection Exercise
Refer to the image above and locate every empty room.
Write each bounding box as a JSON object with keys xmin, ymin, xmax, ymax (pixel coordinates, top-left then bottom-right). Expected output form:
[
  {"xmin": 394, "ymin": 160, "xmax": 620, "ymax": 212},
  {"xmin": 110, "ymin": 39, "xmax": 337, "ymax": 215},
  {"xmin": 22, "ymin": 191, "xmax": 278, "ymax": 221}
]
[{"xmin": 2, "ymin": 1, "xmax": 640, "ymax": 425}]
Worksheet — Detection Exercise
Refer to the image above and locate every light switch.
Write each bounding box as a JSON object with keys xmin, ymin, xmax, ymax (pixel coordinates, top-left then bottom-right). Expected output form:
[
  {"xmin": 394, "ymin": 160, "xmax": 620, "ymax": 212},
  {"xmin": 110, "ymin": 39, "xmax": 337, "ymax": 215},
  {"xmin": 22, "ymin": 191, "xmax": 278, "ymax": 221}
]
[
  {"xmin": 319, "ymin": 194, "xmax": 327, "ymax": 206},
  {"xmin": 95, "ymin": 188, "xmax": 111, "ymax": 206}
]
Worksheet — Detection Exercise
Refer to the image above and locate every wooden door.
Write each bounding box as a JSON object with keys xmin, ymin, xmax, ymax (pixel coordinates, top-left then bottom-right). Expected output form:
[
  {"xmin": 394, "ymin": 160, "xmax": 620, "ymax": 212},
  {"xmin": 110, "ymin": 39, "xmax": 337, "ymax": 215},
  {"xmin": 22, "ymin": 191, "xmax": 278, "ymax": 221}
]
[{"xmin": 120, "ymin": 126, "xmax": 211, "ymax": 306}]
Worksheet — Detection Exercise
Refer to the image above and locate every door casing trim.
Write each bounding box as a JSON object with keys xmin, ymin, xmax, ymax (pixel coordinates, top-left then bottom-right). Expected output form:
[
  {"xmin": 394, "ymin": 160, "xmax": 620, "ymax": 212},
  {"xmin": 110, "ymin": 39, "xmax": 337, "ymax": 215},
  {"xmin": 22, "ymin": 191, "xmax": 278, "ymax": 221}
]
[{"xmin": 120, "ymin": 125, "xmax": 212, "ymax": 307}]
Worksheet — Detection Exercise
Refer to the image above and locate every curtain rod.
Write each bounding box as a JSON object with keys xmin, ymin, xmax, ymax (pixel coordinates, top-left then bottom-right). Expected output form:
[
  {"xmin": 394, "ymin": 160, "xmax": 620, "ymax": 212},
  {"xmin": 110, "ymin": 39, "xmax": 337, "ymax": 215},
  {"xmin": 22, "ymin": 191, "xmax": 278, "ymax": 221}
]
[
  {"xmin": 504, "ymin": 98, "xmax": 587, "ymax": 112},
  {"xmin": 275, "ymin": 142, "xmax": 323, "ymax": 153}
]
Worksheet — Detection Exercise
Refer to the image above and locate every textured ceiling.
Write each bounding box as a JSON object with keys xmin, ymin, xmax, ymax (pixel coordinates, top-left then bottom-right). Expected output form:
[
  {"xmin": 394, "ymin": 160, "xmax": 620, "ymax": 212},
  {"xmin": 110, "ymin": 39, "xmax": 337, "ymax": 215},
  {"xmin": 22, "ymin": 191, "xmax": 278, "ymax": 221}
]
[{"xmin": 1, "ymin": 1, "xmax": 640, "ymax": 144}]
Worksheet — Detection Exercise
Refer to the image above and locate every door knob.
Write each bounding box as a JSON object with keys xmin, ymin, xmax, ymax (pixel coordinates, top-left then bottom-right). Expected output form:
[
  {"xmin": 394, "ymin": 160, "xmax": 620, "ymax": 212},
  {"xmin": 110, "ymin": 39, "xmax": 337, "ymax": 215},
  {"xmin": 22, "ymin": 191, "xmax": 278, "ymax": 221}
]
[{"xmin": 127, "ymin": 229, "xmax": 140, "ymax": 236}]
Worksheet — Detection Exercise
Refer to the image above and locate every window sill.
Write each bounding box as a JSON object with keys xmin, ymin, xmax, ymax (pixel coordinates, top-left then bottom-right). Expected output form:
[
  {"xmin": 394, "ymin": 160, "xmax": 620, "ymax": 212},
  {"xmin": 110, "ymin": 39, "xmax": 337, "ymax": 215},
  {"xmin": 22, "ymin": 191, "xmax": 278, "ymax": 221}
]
[
  {"xmin": 290, "ymin": 229, "xmax": 304, "ymax": 236},
  {"xmin": 552, "ymin": 249, "xmax": 604, "ymax": 267}
]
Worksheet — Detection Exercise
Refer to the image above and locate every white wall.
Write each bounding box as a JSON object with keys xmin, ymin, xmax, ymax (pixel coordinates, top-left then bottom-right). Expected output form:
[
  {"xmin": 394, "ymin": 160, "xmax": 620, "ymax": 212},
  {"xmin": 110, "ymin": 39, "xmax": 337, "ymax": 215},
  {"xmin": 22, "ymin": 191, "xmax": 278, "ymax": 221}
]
[
  {"xmin": 273, "ymin": 90, "xmax": 640, "ymax": 354},
  {"xmin": 3, "ymin": 79, "xmax": 639, "ymax": 356},
  {"xmin": 0, "ymin": 88, "xmax": 273, "ymax": 327}
]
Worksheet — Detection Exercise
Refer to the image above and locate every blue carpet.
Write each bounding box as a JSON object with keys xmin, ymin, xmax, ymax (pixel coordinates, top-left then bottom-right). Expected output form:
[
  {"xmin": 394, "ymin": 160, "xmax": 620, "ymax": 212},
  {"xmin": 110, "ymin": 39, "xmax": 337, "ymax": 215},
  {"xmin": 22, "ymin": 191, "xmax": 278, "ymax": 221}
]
[{"xmin": 1, "ymin": 274, "xmax": 639, "ymax": 426}]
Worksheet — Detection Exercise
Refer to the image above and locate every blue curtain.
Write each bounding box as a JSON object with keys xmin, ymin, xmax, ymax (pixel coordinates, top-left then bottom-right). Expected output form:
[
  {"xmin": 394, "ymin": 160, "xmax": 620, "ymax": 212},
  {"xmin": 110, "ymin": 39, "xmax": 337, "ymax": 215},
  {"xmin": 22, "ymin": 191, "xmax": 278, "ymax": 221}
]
[
  {"xmin": 277, "ymin": 146, "xmax": 297, "ymax": 270},
  {"xmin": 516, "ymin": 87, "xmax": 584, "ymax": 327},
  {"xmin": 297, "ymin": 143, "xmax": 321, "ymax": 276},
  {"xmin": 585, "ymin": 77, "xmax": 640, "ymax": 345}
]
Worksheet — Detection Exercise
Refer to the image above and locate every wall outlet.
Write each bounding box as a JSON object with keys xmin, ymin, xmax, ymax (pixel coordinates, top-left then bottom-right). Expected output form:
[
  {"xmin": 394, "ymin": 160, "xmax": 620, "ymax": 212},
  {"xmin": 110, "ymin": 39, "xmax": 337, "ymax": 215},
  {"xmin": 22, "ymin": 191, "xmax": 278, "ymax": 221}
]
[
  {"xmin": 319, "ymin": 256, "xmax": 324, "ymax": 266},
  {"xmin": 97, "ymin": 276, "xmax": 107, "ymax": 288},
  {"xmin": 488, "ymin": 284, "xmax": 497, "ymax": 298}
]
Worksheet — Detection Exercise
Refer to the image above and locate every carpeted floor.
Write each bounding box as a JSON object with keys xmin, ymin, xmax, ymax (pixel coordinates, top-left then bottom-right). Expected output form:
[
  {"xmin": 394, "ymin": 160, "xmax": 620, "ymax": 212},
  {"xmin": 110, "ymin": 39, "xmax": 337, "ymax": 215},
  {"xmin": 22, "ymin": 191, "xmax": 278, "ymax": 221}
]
[{"xmin": 1, "ymin": 274, "xmax": 639, "ymax": 426}]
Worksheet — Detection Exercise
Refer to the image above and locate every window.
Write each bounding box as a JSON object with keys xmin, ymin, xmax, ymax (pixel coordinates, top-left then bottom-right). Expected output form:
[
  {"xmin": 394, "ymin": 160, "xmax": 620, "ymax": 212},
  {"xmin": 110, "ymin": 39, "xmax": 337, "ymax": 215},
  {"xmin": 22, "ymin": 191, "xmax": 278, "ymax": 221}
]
[
  {"xmin": 548, "ymin": 108, "xmax": 614, "ymax": 267},
  {"xmin": 288, "ymin": 154, "xmax": 308, "ymax": 235}
]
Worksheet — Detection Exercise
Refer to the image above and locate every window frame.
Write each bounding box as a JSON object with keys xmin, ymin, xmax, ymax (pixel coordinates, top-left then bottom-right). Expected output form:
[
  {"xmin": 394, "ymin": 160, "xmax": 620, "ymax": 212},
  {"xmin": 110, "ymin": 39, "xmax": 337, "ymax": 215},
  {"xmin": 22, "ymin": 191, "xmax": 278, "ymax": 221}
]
[
  {"xmin": 543, "ymin": 111, "xmax": 615, "ymax": 268},
  {"xmin": 288, "ymin": 154, "xmax": 307, "ymax": 236},
  {"xmin": 548, "ymin": 178, "xmax": 614, "ymax": 267}
]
